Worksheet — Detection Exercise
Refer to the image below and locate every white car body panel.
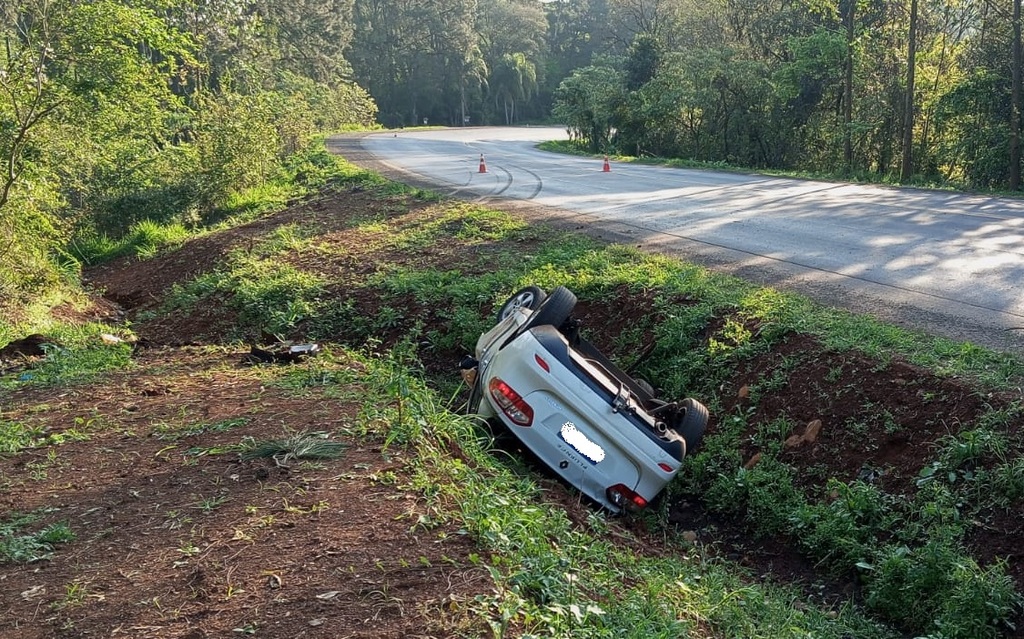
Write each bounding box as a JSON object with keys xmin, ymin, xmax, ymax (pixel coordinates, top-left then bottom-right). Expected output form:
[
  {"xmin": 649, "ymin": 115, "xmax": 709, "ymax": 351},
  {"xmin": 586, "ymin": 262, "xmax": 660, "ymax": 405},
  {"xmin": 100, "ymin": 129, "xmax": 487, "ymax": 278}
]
[{"xmin": 472, "ymin": 306, "xmax": 686, "ymax": 513}]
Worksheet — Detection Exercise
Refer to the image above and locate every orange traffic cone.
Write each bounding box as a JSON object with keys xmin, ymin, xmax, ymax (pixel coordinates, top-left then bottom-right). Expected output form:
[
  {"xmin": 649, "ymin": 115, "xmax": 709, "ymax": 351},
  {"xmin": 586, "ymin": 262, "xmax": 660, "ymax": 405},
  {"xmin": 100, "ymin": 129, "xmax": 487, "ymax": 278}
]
[
  {"xmin": 602, "ymin": 155, "xmax": 611, "ymax": 172},
  {"xmin": 478, "ymin": 154, "xmax": 487, "ymax": 173}
]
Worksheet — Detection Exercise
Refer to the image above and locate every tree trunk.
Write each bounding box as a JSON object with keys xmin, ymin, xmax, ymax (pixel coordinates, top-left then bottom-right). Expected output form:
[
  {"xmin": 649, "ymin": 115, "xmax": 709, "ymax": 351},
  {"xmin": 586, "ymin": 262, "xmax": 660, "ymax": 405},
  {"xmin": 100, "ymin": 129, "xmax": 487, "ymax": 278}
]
[
  {"xmin": 843, "ymin": 0, "xmax": 856, "ymax": 172},
  {"xmin": 1011, "ymin": 0, "xmax": 1022, "ymax": 190},
  {"xmin": 900, "ymin": 0, "xmax": 918, "ymax": 182},
  {"xmin": 920, "ymin": 5, "xmax": 952, "ymax": 165}
]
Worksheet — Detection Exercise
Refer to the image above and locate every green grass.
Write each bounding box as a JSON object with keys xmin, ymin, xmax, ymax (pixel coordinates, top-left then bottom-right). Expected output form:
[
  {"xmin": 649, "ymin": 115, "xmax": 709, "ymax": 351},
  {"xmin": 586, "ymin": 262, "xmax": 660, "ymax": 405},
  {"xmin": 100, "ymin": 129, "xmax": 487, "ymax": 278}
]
[
  {"xmin": 0, "ymin": 511, "xmax": 75, "ymax": 563},
  {"xmin": 0, "ymin": 419, "xmax": 90, "ymax": 455},
  {"xmin": 162, "ymin": 247, "xmax": 327, "ymax": 339},
  {"xmin": 0, "ymin": 322, "xmax": 135, "ymax": 391}
]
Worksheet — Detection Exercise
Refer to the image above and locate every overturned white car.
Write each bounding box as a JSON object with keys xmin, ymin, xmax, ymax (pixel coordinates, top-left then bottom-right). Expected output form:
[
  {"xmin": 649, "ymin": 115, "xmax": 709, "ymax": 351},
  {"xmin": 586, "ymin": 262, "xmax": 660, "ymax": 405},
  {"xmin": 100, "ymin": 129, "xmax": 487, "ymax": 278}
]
[{"xmin": 460, "ymin": 285, "xmax": 709, "ymax": 513}]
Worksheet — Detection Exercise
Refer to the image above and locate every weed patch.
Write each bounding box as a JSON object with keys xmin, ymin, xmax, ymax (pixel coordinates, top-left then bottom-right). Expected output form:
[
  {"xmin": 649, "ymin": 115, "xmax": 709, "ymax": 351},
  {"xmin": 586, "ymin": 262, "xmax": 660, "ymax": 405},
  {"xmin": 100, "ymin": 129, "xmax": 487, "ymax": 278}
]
[{"xmin": 0, "ymin": 512, "xmax": 75, "ymax": 563}]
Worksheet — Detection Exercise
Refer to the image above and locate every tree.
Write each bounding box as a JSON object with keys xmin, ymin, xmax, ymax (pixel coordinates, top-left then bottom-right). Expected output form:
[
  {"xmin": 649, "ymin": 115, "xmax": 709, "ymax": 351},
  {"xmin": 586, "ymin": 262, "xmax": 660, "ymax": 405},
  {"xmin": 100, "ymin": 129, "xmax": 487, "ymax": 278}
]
[
  {"xmin": 553, "ymin": 64, "xmax": 623, "ymax": 152},
  {"xmin": 350, "ymin": 0, "xmax": 483, "ymax": 126},
  {"xmin": 1012, "ymin": 0, "xmax": 1022, "ymax": 190},
  {"xmin": 491, "ymin": 53, "xmax": 537, "ymax": 124},
  {"xmin": 613, "ymin": 34, "xmax": 663, "ymax": 154},
  {"xmin": 0, "ymin": 0, "xmax": 193, "ymax": 314},
  {"xmin": 257, "ymin": 0, "xmax": 356, "ymax": 82},
  {"xmin": 842, "ymin": 0, "xmax": 856, "ymax": 171},
  {"xmin": 901, "ymin": 0, "xmax": 919, "ymax": 181},
  {"xmin": 624, "ymin": 33, "xmax": 662, "ymax": 91},
  {"xmin": 477, "ymin": 0, "xmax": 547, "ymax": 122}
]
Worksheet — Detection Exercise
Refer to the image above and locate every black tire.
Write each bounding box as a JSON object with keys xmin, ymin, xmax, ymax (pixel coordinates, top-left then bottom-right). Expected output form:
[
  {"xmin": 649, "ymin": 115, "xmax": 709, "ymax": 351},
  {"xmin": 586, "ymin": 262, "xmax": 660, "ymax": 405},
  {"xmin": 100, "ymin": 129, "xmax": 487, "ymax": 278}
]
[
  {"xmin": 675, "ymin": 398, "xmax": 709, "ymax": 455},
  {"xmin": 497, "ymin": 286, "xmax": 546, "ymax": 322},
  {"xmin": 634, "ymin": 378, "xmax": 655, "ymax": 397},
  {"xmin": 517, "ymin": 285, "xmax": 577, "ymax": 334}
]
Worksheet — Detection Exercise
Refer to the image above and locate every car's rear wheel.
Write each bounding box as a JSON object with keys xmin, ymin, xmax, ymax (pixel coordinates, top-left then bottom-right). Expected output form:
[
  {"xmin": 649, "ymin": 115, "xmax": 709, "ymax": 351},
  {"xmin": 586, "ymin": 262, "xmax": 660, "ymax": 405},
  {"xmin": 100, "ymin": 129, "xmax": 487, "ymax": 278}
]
[
  {"xmin": 517, "ymin": 285, "xmax": 576, "ymax": 334},
  {"xmin": 675, "ymin": 398, "xmax": 709, "ymax": 454},
  {"xmin": 634, "ymin": 378, "xmax": 655, "ymax": 398},
  {"xmin": 497, "ymin": 286, "xmax": 547, "ymax": 321}
]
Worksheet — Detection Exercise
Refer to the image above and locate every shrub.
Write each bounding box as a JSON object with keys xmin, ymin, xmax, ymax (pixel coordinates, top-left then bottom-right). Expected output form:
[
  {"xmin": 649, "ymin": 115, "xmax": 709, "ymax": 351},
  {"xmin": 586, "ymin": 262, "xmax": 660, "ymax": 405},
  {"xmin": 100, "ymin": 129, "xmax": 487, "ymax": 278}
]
[{"xmin": 864, "ymin": 538, "xmax": 1021, "ymax": 638}]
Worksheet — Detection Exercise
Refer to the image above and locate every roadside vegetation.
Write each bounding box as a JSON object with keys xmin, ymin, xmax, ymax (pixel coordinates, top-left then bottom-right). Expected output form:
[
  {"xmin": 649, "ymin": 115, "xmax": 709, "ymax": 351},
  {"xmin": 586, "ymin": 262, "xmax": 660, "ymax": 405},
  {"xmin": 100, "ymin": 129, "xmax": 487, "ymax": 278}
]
[
  {"xmin": 0, "ymin": 1, "xmax": 377, "ymax": 345},
  {"xmin": 2, "ymin": 150, "xmax": 1023, "ymax": 637}
]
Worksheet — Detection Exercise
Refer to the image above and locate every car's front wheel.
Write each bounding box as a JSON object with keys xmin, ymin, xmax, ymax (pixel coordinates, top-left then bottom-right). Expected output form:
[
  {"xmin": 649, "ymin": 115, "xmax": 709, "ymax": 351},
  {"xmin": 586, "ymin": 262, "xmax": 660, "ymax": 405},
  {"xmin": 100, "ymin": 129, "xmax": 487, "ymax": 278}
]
[
  {"xmin": 516, "ymin": 285, "xmax": 577, "ymax": 334},
  {"xmin": 497, "ymin": 286, "xmax": 547, "ymax": 322}
]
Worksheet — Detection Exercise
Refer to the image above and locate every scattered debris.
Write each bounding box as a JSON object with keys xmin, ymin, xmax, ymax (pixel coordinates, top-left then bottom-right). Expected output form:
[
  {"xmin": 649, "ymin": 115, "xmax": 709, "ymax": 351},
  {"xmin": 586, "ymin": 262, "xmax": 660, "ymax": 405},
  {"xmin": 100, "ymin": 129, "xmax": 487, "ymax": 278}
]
[
  {"xmin": 0, "ymin": 334, "xmax": 52, "ymax": 359},
  {"xmin": 784, "ymin": 419, "xmax": 823, "ymax": 448},
  {"xmin": 245, "ymin": 342, "xmax": 321, "ymax": 364}
]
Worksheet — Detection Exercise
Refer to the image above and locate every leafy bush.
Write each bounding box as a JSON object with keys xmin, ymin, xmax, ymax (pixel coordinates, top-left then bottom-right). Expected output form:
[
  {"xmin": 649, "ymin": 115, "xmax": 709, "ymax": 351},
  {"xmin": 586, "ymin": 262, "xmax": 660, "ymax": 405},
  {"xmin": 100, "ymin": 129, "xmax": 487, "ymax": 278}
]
[
  {"xmin": 864, "ymin": 539, "xmax": 1020, "ymax": 639},
  {"xmin": 192, "ymin": 92, "xmax": 281, "ymax": 217},
  {"xmin": 84, "ymin": 144, "xmax": 203, "ymax": 236},
  {"xmin": 791, "ymin": 480, "xmax": 895, "ymax": 572}
]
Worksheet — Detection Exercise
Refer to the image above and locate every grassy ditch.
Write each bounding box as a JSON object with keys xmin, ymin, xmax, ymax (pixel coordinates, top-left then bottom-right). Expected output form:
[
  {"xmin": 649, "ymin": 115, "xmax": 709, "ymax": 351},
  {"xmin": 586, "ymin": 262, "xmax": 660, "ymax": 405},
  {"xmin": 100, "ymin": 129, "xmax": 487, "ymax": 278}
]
[
  {"xmin": 4, "ymin": 151, "xmax": 1024, "ymax": 637},
  {"xmin": 322, "ymin": 347, "xmax": 901, "ymax": 638}
]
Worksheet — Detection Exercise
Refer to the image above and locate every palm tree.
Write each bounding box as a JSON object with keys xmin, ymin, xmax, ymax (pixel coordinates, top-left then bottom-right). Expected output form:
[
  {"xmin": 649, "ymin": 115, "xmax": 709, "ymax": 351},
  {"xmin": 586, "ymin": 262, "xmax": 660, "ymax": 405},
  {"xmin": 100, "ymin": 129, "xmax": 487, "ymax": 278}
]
[{"xmin": 490, "ymin": 52, "xmax": 537, "ymax": 124}]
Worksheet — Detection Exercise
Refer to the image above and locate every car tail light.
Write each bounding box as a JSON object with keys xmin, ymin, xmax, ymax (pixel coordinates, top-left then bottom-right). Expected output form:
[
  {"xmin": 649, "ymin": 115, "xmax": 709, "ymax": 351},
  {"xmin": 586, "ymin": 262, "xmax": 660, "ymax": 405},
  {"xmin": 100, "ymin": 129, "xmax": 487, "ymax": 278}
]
[
  {"xmin": 534, "ymin": 353, "xmax": 550, "ymax": 372},
  {"xmin": 658, "ymin": 462, "xmax": 676, "ymax": 473},
  {"xmin": 488, "ymin": 377, "xmax": 533, "ymax": 426},
  {"xmin": 606, "ymin": 484, "xmax": 648, "ymax": 512}
]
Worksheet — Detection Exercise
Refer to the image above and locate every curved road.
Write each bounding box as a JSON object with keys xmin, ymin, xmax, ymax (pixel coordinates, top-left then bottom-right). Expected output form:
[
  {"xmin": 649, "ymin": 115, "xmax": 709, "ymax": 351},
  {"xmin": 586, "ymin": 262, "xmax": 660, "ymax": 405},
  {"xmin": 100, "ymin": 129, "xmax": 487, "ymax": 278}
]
[{"xmin": 331, "ymin": 127, "xmax": 1024, "ymax": 354}]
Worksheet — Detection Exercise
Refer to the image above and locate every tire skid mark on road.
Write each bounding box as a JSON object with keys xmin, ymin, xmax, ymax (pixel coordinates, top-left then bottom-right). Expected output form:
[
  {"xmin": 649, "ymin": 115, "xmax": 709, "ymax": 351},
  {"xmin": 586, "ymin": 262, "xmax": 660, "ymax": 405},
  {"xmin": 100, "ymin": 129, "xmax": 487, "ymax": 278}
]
[
  {"xmin": 492, "ymin": 166, "xmax": 514, "ymax": 197},
  {"xmin": 507, "ymin": 164, "xmax": 544, "ymax": 200}
]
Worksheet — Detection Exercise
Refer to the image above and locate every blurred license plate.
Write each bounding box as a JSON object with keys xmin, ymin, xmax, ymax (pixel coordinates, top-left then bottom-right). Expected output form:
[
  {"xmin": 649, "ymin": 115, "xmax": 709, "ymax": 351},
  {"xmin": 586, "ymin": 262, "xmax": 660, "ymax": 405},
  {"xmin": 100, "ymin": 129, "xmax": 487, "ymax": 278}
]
[{"xmin": 559, "ymin": 422, "xmax": 604, "ymax": 464}]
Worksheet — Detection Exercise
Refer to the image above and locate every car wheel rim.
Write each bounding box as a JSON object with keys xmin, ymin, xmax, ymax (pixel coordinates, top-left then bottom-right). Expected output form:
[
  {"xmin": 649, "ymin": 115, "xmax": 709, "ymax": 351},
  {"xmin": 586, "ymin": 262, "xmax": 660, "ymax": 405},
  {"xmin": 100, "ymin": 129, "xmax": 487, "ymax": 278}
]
[{"xmin": 505, "ymin": 292, "xmax": 534, "ymax": 317}]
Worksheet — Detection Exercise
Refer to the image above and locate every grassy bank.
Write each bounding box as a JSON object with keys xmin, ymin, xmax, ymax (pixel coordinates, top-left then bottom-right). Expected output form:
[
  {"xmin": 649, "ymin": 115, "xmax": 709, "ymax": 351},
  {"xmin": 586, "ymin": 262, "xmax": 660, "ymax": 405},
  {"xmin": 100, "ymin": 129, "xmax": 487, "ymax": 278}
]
[{"xmin": 3, "ymin": 149, "xmax": 1023, "ymax": 637}]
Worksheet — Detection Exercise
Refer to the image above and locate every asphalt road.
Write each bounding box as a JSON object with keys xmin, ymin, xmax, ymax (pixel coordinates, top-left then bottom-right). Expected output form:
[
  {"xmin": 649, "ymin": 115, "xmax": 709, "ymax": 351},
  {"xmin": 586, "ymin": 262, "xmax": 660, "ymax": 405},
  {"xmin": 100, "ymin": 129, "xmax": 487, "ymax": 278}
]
[{"xmin": 331, "ymin": 127, "xmax": 1024, "ymax": 354}]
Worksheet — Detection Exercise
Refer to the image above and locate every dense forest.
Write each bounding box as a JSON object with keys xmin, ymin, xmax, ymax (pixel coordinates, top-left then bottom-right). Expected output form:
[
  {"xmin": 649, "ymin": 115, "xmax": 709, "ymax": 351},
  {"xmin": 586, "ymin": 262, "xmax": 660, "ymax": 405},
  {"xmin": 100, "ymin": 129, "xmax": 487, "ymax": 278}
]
[
  {"xmin": 350, "ymin": 0, "xmax": 1023, "ymax": 193},
  {"xmin": 1, "ymin": 0, "xmax": 1022, "ymax": 329}
]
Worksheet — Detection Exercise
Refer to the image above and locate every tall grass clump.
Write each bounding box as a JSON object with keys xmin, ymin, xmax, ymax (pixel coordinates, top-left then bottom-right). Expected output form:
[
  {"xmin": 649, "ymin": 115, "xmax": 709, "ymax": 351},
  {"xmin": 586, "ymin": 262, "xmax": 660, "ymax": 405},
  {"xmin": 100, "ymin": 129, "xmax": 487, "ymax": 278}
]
[
  {"xmin": 161, "ymin": 230, "xmax": 326, "ymax": 339},
  {"xmin": 864, "ymin": 538, "xmax": 1019, "ymax": 638},
  {"xmin": 674, "ymin": 399, "xmax": 1022, "ymax": 638}
]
